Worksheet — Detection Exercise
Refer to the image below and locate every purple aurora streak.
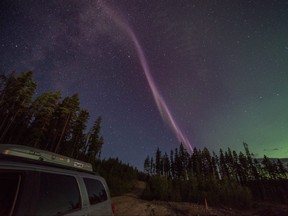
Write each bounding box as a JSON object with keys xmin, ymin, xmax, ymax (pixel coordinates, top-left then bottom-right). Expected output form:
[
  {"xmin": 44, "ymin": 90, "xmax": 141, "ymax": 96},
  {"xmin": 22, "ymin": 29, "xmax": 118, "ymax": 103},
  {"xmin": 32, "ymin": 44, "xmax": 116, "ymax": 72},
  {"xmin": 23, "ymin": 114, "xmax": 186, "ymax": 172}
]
[{"xmin": 100, "ymin": 1, "xmax": 193, "ymax": 153}]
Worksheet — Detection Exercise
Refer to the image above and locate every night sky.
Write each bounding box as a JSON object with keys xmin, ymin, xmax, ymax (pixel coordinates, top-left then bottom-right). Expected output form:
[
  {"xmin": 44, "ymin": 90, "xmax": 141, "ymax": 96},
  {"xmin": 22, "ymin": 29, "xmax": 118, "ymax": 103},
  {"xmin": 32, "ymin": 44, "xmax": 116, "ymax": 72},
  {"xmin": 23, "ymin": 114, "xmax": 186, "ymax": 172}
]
[{"xmin": 1, "ymin": 0, "xmax": 288, "ymax": 169}]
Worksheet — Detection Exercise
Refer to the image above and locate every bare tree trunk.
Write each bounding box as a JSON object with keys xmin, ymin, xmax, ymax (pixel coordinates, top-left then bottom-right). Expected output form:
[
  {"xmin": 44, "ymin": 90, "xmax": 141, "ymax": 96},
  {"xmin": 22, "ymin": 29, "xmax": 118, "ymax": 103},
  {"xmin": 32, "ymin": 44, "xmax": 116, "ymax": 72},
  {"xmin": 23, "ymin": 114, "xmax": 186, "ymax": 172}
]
[
  {"xmin": 54, "ymin": 114, "xmax": 70, "ymax": 153},
  {"xmin": 0, "ymin": 111, "xmax": 19, "ymax": 143},
  {"xmin": 0, "ymin": 113, "xmax": 9, "ymax": 132}
]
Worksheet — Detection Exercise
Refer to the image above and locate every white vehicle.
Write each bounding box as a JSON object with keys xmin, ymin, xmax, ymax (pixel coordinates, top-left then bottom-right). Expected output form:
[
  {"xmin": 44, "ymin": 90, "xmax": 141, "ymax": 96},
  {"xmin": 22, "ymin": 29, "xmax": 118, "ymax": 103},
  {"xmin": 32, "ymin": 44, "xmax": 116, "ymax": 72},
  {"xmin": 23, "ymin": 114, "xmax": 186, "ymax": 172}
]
[{"xmin": 0, "ymin": 144, "xmax": 115, "ymax": 216}]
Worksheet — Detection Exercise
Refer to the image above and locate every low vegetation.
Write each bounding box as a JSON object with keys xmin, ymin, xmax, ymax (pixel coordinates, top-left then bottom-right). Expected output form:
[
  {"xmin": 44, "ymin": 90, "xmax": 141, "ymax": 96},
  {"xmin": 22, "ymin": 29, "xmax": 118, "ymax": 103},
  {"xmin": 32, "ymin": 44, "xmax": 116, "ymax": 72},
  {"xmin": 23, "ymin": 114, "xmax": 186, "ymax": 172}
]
[{"xmin": 95, "ymin": 158, "xmax": 140, "ymax": 196}]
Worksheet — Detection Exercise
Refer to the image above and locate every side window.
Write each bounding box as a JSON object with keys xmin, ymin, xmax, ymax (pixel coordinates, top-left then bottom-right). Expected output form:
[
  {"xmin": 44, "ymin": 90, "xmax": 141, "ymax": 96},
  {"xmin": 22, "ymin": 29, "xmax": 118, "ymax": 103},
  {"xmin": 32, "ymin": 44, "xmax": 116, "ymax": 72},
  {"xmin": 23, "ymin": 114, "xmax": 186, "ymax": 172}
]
[
  {"xmin": 83, "ymin": 178, "xmax": 108, "ymax": 205},
  {"xmin": 36, "ymin": 172, "xmax": 81, "ymax": 216},
  {"xmin": 0, "ymin": 172, "xmax": 21, "ymax": 216}
]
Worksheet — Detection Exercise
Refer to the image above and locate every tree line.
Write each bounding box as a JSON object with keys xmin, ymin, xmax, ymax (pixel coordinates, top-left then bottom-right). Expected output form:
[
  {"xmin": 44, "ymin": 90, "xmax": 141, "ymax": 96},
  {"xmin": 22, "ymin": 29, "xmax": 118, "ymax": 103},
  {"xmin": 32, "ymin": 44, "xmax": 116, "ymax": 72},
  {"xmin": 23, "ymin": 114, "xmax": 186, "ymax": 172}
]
[
  {"xmin": 2, "ymin": 71, "xmax": 287, "ymax": 203},
  {"xmin": 143, "ymin": 143, "xmax": 288, "ymax": 207},
  {"xmin": 0, "ymin": 71, "xmax": 141, "ymax": 195},
  {"xmin": 0, "ymin": 71, "xmax": 104, "ymax": 163}
]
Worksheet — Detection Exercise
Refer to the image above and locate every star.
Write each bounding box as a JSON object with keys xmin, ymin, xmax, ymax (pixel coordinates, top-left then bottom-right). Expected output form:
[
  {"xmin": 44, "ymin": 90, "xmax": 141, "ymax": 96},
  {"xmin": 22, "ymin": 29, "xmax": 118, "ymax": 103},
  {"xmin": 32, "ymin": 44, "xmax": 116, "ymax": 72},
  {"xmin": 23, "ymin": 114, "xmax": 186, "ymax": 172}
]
[{"xmin": 1, "ymin": 0, "xmax": 288, "ymax": 168}]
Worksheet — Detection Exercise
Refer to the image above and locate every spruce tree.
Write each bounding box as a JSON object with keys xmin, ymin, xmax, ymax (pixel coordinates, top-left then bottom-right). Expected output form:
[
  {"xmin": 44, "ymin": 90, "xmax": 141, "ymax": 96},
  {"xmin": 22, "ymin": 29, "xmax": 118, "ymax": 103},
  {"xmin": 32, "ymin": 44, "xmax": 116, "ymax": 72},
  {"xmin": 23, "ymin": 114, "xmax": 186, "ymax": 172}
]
[
  {"xmin": 155, "ymin": 147, "xmax": 162, "ymax": 175},
  {"xmin": 144, "ymin": 156, "xmax": 150, "ymax": 174},
  {"xmin": 0, "ymin": 71, "xmax": 37, "ymax": 143},
  {"xmin": 86, "ymin": 117, "xmax": 104, "ymax": 164},
  {"xmin": 28, "ymin": 91, "xmax": 61, "ymax": 148}
]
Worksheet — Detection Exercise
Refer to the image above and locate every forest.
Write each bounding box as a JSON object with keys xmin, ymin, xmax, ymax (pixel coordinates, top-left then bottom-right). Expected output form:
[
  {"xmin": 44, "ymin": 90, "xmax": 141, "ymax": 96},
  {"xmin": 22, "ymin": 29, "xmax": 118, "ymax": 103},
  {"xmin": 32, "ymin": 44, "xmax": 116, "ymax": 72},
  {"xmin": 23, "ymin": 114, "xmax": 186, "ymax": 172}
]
[
  {"xmin": 0, "ymin": 71, "xmax": 139, "ymax": 196},
  {"xmin": 142, "ymin": 143, "xmax": 288, "ymax": 207},
  {"xmin": 1, "ymin": 71, "xmax": 287, "ymax": 207},
  {"xmin": 0, "ymin": 71, "xmax": 104, "ymax": 160}
]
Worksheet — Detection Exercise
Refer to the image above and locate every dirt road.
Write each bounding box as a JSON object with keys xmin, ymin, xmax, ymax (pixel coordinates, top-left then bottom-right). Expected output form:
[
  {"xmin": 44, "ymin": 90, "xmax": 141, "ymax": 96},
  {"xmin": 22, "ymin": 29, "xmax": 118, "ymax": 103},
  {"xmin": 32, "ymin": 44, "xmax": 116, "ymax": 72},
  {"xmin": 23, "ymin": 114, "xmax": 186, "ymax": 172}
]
[
  {"xmin": 111, "ymin": 181, "xmax": 288, "ymax": 216},
  {"xmin": 112, "ymin": 181, "xmax": 222, "ymax": 216}
]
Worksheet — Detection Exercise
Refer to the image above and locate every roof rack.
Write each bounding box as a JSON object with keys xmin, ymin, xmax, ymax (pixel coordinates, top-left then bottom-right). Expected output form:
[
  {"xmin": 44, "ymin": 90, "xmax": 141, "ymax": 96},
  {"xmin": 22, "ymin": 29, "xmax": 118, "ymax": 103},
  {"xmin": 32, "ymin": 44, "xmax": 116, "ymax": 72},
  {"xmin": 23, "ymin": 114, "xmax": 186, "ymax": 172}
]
[{"xmin": 0, "ymin": 144, "xmax": 93, "ymax": 172}]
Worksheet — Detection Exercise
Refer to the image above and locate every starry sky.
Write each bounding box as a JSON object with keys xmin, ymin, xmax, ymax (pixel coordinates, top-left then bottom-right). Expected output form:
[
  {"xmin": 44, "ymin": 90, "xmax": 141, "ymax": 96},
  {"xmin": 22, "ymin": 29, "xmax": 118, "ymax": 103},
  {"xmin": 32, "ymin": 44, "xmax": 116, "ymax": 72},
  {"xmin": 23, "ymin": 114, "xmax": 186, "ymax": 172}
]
[{"xmin": 1, "ymin": 0, "xmax": 288, "ymax": 169}]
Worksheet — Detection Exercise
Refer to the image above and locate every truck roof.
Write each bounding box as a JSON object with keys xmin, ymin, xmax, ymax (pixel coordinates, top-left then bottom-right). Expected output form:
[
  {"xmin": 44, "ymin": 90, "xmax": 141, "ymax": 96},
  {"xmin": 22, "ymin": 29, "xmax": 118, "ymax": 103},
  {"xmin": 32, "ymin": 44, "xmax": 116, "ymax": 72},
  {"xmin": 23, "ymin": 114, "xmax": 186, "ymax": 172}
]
[{"xmin": 0, "ymin": 144, "xmax": 93, "ymax": 173}]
